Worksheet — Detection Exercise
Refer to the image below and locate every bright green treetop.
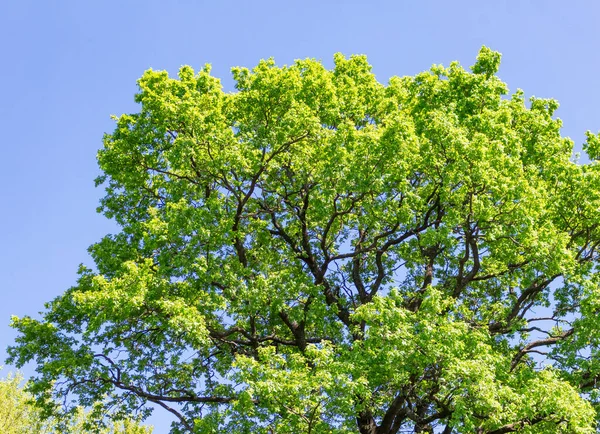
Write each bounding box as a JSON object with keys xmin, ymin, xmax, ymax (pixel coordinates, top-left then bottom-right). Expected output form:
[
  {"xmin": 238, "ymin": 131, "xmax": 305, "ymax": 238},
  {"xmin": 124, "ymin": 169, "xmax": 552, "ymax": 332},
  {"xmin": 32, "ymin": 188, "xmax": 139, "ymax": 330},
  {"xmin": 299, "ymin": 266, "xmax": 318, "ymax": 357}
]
[
  {"xmin": 0, "ymin": 372, "xmax": 152, "ymax": 433},
  {"xmin": 8, "ymin": 47, "xmax": 600, "ymax": 433},
  {"xmin": 0, "ymin": 372, "xmax": 46, "ymax": 434}
]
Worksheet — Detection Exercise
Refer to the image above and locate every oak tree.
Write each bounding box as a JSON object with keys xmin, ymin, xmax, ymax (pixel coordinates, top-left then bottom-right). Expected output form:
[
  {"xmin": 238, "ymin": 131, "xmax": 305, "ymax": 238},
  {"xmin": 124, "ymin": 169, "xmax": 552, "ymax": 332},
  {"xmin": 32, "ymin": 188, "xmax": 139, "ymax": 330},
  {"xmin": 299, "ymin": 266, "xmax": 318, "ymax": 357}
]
[{"xmin": 9, "ymin": 47, "xmax": 600, "ymax": 433}]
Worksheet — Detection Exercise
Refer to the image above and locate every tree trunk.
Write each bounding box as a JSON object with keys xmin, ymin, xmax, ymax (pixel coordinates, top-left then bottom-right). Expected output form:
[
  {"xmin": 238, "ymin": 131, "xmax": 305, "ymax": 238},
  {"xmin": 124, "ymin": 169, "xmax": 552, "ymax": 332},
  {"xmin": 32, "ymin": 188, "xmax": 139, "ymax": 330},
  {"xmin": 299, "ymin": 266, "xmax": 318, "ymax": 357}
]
[{"xmin": 357, "ymin": 411, "xmax": 378, "ymax": 434}]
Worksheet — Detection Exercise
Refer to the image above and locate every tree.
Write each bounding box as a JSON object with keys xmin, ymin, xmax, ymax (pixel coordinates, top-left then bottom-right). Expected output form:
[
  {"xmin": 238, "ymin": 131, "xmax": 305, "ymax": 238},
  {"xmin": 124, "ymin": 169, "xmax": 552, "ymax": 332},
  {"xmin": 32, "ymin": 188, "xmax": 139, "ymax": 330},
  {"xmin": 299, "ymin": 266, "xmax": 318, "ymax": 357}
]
[
  {"xmin": 0, "ymin": 372, "xmax": 46, "ymax": 434},
  {"xmin": 0, "ymin": 372, "xmax": 153, "ymax": 433},
  {"xmin": 8, "ymin": 47, "xmax": 600, "ymax": 433}
]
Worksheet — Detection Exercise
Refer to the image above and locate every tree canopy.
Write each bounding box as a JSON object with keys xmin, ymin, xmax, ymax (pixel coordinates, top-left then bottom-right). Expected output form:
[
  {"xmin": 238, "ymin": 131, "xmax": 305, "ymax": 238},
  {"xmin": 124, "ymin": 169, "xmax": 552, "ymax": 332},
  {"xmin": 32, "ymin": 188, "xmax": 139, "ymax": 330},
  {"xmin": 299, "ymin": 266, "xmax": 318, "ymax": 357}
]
[{"xmin": 8, "ymin": 47, "xmax": 600, "ymax": 433}]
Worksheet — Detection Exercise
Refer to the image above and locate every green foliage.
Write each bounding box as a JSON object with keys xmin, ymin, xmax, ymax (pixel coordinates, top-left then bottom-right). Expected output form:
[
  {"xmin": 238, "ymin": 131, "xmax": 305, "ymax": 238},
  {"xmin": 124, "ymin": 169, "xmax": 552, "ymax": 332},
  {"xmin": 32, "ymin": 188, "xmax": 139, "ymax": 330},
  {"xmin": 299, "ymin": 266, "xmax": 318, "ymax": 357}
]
[
  {"xmin": 8, "ymin": 47, "xmax": 600, "ymax": 433},
  {"xmin": 0, "ymin": 372, "xmax": 46, "ymax": 434},
  {"xmin": 0, "ymin": 372, "xmax": 152, "ymax": 433}
]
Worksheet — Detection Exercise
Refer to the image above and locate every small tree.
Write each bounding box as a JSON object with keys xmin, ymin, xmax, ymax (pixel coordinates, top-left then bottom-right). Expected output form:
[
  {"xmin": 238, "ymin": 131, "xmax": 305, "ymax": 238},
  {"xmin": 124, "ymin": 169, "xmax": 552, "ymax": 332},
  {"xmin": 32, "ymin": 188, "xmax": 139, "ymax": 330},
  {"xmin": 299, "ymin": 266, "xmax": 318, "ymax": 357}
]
[
  {"xmin": 9, "ymin": 47, "xmax": 600, "ymax": 433},
  {"xmin": 0, "ymin": 372, "xmax": 152, "ymax": 433},
  {"xmin": 0, "ymin": 372, "xmax": 46, "ymax": 434}
]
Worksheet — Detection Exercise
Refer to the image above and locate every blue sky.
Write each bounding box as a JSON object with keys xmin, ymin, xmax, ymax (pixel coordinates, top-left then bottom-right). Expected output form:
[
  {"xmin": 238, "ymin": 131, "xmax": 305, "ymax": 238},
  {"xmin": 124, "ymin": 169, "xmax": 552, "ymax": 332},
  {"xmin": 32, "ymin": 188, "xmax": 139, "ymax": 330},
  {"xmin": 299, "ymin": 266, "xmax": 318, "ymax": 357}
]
[{"xmin": 2, "ymin": 0, "xmax": 600, "ymax": 431}]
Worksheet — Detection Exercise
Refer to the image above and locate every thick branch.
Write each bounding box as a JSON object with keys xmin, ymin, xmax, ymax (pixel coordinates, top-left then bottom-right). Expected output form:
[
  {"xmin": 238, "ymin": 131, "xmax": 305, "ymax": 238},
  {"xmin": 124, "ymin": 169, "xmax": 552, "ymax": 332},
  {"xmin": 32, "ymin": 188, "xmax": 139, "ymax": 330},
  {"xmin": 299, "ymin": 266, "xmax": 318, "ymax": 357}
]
[{"xmin": 510, "ymin": 328, "xmax": 574, "ymax": 370}]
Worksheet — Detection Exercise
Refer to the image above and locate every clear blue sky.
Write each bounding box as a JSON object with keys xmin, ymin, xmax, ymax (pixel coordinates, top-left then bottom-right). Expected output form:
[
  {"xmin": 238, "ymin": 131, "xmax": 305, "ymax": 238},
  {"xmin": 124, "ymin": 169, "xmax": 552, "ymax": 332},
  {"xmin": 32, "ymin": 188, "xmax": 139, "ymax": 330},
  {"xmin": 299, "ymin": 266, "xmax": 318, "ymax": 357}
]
[{"xmin": 2, "ymin": 1, "xmax": 600, "ymax": 431}]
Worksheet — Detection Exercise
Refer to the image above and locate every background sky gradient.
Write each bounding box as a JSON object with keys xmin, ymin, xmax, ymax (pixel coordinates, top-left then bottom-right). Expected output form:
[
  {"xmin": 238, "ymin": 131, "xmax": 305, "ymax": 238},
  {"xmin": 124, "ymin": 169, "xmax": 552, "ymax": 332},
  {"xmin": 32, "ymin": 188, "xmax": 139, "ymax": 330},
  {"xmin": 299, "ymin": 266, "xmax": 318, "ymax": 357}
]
[{"xmin": 2, "ymin": 1, "xmax": 600, "ymax": 431}]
